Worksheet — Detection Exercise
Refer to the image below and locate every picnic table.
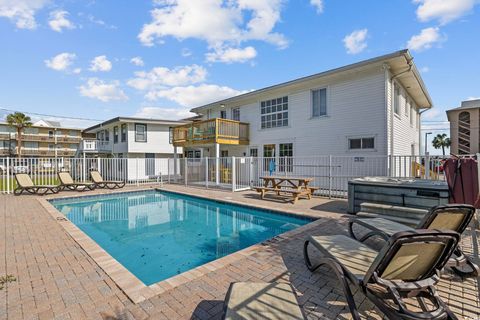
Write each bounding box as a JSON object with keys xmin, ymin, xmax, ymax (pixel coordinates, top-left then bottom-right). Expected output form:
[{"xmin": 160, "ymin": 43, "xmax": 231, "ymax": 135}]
[{"xmin": 255, "ymin": 176, "xmax": 318, "ymax": 204}]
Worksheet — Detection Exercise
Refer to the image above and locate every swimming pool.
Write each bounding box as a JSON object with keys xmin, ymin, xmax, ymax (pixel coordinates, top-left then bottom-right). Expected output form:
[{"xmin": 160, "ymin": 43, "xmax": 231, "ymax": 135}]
[{"xmin": 50, "ymin": 190, "xmax": 311, "ymax": 285}]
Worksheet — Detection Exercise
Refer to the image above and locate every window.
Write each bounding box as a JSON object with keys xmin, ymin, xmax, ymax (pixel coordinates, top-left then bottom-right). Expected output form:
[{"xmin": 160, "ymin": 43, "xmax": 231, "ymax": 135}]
[
  {"xmin": 312, "ymin": 88, "xmax": 327, "ymax": 117},
  {"xmin": 185, "ymin": 150, "xmax": 201, "ymax": 158},
  {"xmin": 405, "ymin": 97, "xmax": 410, "ymax": 116},
  {"xmin": 113, "ymin": 126, "xmax": 119, "ymax": 144},
  {"xmin": 48, "ymin": 130, "xmax": 54, "ymax": 138},
  {"xmin": 206, "ymin": 109, "xmax": 211, "ymax": 119},
  {"xmin": 104, "ymin": 129, "xmax": 110, "ymax": 142},
  {"xmin": 261, "ymin": 96, "xmax": 288, "ymax": 129},
  {"xmin": 135, "ymin": 124, "xmax": 147, "ymax": 142},
  {"xmin": 221, "ymin": 150, "xmax": 228, "ymax": 157},
  {"xmin": 394, "ymin": 84, "xmax": 400, "ymax": 115},
  {"xmin": 249, "ymin": 148, "xmax": 258, "ymax": 157},
  {"xmin": 279, "ymin": 143, "xmax": 293, "ymax": 172},
  {"xmin": 220, "ymin": 110, "xmax": 227, "ymax": 119},
  {"xmin": 232, "ymin": 108, "xmax": 240, "ymax": 121},
  {"xmin": 121, "ymin": 124, "xmax": 127, "ymax": 142},
  {"xmin": 348, "ymin": 137, "xmax": 375, "ymax": 150},
  {"xmin": 48, "ymin": 144, "xmax": 55, "ymax": 150}
]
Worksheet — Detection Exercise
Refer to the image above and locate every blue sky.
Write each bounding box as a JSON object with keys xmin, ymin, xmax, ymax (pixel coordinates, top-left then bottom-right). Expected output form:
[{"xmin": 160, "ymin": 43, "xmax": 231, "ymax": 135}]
[{"xmin": 1, "ymin": 0, "xmax": 479, "ymax": 152}]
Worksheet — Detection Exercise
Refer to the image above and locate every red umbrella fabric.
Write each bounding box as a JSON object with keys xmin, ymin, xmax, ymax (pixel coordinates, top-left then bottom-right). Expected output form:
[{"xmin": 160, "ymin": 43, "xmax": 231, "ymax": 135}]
[{"xmin": 444, "ymin": 157, "xmax": 480, "ymax": 209}]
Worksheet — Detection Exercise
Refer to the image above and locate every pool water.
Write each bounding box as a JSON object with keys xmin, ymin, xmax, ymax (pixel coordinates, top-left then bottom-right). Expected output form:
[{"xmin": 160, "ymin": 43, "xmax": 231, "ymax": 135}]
[{"xmin": 51, "ymin": 190, "xmax": 310, "ymax": 285}]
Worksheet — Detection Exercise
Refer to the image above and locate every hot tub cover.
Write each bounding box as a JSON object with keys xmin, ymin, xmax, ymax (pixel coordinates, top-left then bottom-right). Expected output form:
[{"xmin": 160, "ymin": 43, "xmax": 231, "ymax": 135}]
[{"xmin": 444, "ymin": 157, "xmax": 480, "ymax": 209}]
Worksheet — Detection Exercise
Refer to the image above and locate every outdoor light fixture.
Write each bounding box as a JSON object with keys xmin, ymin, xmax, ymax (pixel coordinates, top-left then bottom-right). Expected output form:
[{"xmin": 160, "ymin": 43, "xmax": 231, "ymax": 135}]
[{"xmin": 220, "ymin": 104, "xmax": 225, "ymax": 108}]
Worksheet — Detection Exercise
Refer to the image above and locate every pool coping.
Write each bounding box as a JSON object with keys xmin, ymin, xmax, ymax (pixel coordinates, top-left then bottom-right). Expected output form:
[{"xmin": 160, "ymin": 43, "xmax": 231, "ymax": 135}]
[{"xmin": 38, "ymin": 187, "xmax": 329, "ymax": 304}]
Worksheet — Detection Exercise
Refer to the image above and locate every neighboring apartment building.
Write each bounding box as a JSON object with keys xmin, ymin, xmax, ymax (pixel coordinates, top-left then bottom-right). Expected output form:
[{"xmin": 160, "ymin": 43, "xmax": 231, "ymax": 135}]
[
  {"xmin": 171, "ymin": 50, "xmax": 431, "ymax": 160},
  {"xmin": 82, "ymin": 117, "xmax": 186, "ymax": 158},
  {"xmin": 446, "ymin": 99, "xmax": 480, "ymax": 155},
  {"xmin": 0, "ymin": 120, "xmax": 83, "ymax": 157}
]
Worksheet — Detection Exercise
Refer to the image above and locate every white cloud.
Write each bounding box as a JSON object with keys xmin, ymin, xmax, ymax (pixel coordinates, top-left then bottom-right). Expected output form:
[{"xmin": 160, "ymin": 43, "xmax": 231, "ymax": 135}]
[
  {"xmin": 138, "ymin": 0, "xmax": 287, "ymax": 50},
  {"xmin": 206, "ymin": 46, "xmax": 257, "ymax": 63},
  {"xmin": 407, "ymin": 27, "xmax": 445, "ymax": 51},
  {"xmin": 146, "ymin": 84, "xmax": 247, "ymax": 107},
  {"xmin": 181, "ymin": 48, "xmax": 192, "ymax": 57},
  {"xmin": 343, "ymin": 28, "xmax": 368, "ymax": 54},
  {"xmin": 310, "ymin": 0, "xmax": 323, "ymax": 13},
  {"xmin": 79, "ymin": 78, "xmax": 128, "ymax": 102},
  {"xmin": 73, "ymin": 68, "xmax": 81, "ymax": 74},
  {"xmin": 44, "ymin": 52, "xmax": 76, "ymax": 72},
  {"xmin": 414, "ymin": 0, "xmax": 476, "ymax": 25},
  {"xmin": 89, "ymin": 55, "xmax": 112, "ymax": 72},
  {"xmin": 466, "ymin": 96, "xmax": 480, "ymax": 101},
  {"xmin": 134, "ymin": 106, "xmax": 195, "ymax": 120},
  {"xmin": 130, "ymin": 56, "xmax": 145, "ymax": 66},
  {"xmin": 48, "ymin": 10, "xmax": 75, "ymax": 32},
  {"xmin": 0, "ymin": 0, "xmax": 49, "ymax": 29},
  {"xmin": 420, "ymin": 66, "xmax": 430, "ymax": 73},
  {"xmin": 86, "ymin": 14, "xmax": 117, "ymax": 29},
  {"xmin": 127, "ymin": 64, "xmax": 207, "ymax": 91}
]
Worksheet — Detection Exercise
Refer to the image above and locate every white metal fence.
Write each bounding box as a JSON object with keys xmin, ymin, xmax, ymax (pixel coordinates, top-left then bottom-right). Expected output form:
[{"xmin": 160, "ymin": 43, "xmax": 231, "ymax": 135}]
[{"xmin": 0, "ymin": 155, "xmax": 463, "ymax": 196}]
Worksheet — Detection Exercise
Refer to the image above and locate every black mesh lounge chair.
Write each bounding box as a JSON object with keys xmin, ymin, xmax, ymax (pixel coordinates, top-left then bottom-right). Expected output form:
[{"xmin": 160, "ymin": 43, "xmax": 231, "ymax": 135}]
[
  {"xmin": 58, "ymin": 172, "xmax": 96, "ymax": 192},
  {"xmin": 14, "ymin": 173, "xmax": 60, "ymax": 196},
  {"xmin": 304, "ymin": 230, "xmax": 460, "ymax": 320},
  {"xmin": 90, "ymin": 170, "xmax": 125, "ymax": 189},
  {"xmin": 349, "ymin": 204, "xmax": 478, "ymax": 277},
  {"xmin": 222, "ymin": 282, "xmax": 305, "ymax": 320}
]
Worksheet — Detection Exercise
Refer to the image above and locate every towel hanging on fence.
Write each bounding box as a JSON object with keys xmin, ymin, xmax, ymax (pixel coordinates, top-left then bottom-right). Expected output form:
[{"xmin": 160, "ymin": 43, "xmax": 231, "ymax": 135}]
[{"xmin": 444, "ymin": 157, "xmax": 480, "ymax": 209}]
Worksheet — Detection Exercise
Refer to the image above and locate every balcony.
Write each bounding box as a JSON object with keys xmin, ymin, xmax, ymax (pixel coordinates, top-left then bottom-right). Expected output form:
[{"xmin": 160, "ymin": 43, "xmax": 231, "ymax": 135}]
[
  {"xmin": 172, "ymin": 118, "xmax": 249, "ymax": 147},
  {"xmin": 78, "ymin": 139, "xmax": 112, "ymax": 153},
  {"xmin": 19, "ymin": 148, "xmax": 77, "ymax": 157}
]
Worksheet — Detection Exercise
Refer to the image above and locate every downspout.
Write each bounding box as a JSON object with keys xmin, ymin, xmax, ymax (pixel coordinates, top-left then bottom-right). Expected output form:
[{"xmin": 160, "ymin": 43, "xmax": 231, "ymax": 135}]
[
  {"xmin": 419, "ymin": 108, "xmax": 429, "ymax": 155},
  {"xmin": 382, "ymin": 63, "xmax": 390, "ymax": 175}
]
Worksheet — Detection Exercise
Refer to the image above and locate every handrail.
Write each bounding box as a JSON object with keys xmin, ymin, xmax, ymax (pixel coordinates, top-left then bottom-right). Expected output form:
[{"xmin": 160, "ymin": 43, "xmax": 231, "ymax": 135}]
[{"xmin": 172, "ymin": 118, "xmax": 249, "ymax": 146}]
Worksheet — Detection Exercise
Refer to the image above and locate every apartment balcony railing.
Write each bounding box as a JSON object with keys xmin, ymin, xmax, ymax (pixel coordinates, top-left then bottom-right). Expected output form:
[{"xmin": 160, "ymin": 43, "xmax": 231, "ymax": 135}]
[
  {"xmin": 172, "ymin": 118, "xmax": 249, "ymax": 147},
  {"xmin": 19, "ymin": 148, "xmax": 77, "ymax": 157},
  {"xmin": 78, "ymin": 139, "xmax": 112, "ymax": 153},
  {"xmin": 0, "ymin": 133, "xmax": 81, "ymax": 143}
]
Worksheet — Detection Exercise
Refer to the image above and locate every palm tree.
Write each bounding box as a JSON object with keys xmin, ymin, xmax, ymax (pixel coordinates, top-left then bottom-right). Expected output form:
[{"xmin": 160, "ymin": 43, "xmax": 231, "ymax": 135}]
[
  {"xmin": 432, "ymin": 133, "xmax": 451, "ymax": 156},
  {"xmin": 6, "ymin": 112, "xmax": 32, "ymax": 158}
]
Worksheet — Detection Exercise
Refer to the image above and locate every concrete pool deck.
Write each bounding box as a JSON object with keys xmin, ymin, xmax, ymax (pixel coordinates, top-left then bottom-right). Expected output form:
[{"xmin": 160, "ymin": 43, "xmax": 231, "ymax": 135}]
[{"xmin": 1, "ymin": 184, "xmax": 479, "ymax": 319}]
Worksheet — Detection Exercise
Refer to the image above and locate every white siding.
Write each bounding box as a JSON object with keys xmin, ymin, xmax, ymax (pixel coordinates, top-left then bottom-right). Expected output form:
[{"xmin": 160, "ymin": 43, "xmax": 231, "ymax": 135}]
[
  {"xmin": 127, "ymin": 123, "xmax": 176, "ymax": 154},
  {"xmin": 202, "ymin": 67, "xmax": 388, "ymax": 157},
  {"xmin": 387, "ymin": 79, "xmax": 420, "ymax": 155}
]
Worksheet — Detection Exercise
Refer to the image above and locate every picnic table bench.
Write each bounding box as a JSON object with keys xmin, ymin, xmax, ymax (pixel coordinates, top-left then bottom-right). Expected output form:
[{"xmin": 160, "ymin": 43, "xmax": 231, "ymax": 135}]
[{"xmin": 255, "ymin": 176, "xmax": 317, "ymax": 204}]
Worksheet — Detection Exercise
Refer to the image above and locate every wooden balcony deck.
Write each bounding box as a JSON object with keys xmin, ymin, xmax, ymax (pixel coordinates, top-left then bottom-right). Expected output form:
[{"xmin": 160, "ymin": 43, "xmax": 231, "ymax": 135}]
[{"xmin": 172, "ymin": 118, "xmax": 249, "ymax": 147}]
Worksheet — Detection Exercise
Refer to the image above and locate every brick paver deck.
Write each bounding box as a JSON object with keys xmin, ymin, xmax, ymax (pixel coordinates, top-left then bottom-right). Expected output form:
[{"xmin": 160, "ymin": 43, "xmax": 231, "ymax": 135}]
[{"xmin": 1, "ymin": 185, "xmax": 479, "ymax": 319}]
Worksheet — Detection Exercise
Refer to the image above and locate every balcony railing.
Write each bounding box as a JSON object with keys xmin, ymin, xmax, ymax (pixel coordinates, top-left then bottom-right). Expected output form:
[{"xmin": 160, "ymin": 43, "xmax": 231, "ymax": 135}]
[
  {"xmin": 18, "ymin": 148, "xmax": 77, "ymax": 157},
  {"xmin": 172, "ymin": 118, "xmax": 249, "ymax": 147},
  {"xmin": 78, "ymin": 140, "xmax": 112, "ymax": 152},
  {"xmin": 1, "ymin": 134, "xmax": 82, "ymax": 143}
]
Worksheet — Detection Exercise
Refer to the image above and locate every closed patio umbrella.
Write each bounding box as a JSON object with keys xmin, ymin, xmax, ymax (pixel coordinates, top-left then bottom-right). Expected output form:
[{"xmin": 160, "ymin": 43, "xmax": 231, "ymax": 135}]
[{"xmin": 444, "ymin": 156, "xmax": 480, "ymax": 209}]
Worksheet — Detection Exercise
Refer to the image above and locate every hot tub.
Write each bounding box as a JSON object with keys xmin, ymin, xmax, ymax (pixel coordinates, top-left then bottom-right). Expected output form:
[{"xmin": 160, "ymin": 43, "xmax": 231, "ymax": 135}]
[{"xmin": 348, "ymin": 177, "xmax": 449, "ymax": 214}]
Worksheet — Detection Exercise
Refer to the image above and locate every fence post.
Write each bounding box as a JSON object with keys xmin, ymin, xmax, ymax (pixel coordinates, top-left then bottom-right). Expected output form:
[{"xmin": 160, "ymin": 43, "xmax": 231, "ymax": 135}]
[
  {"xmin": 231, "ymin": 157, "xmax": 236, "ymax": 192},
  {"xmin": 328, "ymin": 155, "xmax": 332, "ymax": 199},
  {"xmin": 425, "ymin": 153, "xmax": 430, "ymax": 180},
  {"xmin": 389, "ymin": 154, "xmax": 394, "ymax": 177},
  {"xmin": 6, "ymin": 156, "xmax": 10, "ymax": 194},
  {"xmin": 205, "ymin": 157, "xmax": 209, "ymax": 188},
  {"xmin": 82, "ymin": 153, "xmax": 86, "ymax": 182},
  {"xmin": 167, "ymin": 159, "xmax": 171, "ymax": 184},
  {"xmin": 184, "ymin": 159, "xmax": 188, "ymax": 186},
  {"xmin": 136, "ymin": 158, "xmax": 139, "ymax": 186}
]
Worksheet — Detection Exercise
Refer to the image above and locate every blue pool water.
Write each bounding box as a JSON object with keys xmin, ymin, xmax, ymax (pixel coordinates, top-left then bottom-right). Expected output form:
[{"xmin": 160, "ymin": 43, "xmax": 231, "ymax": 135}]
[{"xmin": 50, "ymin": 190, "xmax": 311, "ymax": 285}]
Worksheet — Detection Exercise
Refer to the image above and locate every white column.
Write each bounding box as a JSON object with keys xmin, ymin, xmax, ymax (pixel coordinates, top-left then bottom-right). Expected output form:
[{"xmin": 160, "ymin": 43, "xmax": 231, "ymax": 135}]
[
  {"xmin": 231, "ymin": 156, "xmax": 236, "ymax": 192},
  {"xmin": 215, "ymin": 143, "xmax": 220, "ymax": 185},
  {"xmin": 173, "ymin": 146, "xmax": 178, "ymax": 183}
]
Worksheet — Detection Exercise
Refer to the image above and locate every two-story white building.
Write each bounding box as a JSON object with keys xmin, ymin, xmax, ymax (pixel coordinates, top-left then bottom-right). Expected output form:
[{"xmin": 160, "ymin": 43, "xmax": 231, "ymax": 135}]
[
  {"xmin": 172, "ymin": 50, "xmax": 432, "ymax": 161},
  {"xmin": 82, "ymin": 117, "xmax": 186, "ymax": 158}
]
